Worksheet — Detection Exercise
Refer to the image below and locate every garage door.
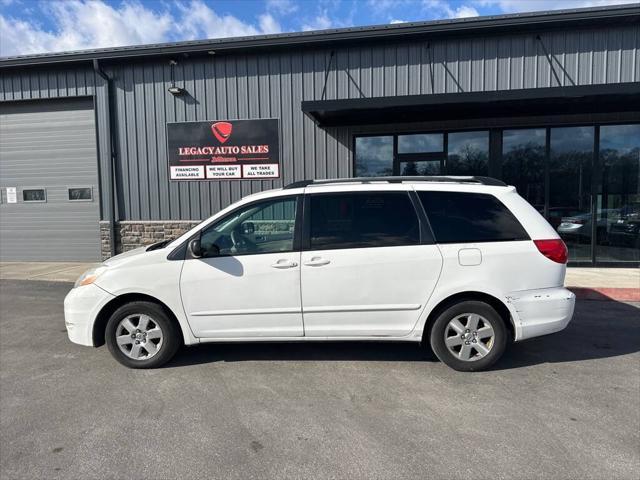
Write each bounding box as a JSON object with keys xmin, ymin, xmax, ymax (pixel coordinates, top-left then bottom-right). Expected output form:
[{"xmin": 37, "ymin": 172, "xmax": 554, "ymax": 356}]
[{"xmin": 0, "ymin": 98, "xmax": 100, "ymax": 261}]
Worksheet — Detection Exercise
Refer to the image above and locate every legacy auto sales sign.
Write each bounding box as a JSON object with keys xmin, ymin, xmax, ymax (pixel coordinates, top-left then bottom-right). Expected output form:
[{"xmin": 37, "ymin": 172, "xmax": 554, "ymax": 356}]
[{"xmin": 167, "ymin": 119, "xmax": 280, "ymax": 180}]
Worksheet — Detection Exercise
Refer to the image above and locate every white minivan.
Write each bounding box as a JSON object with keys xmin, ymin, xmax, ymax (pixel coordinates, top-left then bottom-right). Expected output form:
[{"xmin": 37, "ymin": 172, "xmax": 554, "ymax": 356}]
[{"xmin": 64, "ymin": 176, "xmax": 575, "ymax": 371}]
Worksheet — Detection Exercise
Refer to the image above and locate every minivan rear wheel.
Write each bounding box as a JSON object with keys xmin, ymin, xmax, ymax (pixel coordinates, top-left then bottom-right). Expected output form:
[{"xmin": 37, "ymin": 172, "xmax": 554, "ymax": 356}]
[
  {"xmin": 105, "ymin": 301, "xmax": 181, "ymax": 369},
  {"xmin": 430, "ymin": 301, "xmax": 507, "ymax": 372}
]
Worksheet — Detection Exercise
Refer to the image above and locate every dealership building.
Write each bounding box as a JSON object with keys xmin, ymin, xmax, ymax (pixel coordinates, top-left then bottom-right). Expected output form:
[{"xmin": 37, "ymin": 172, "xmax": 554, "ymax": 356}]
[{"xmin": 0, "ymin": 5, "xmax": 638, "ymax": 266}]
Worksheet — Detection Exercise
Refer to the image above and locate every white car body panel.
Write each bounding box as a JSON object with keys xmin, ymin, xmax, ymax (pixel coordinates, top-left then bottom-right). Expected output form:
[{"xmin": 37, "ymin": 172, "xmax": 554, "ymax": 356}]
[
  {"xmin": 180, "ymin": 252, "xmax": 303, "ymax": 337},
  {"xmin": 64, "ymin": 180, "xmax": 575, "ymax": 351},
  {"xmin": 64, "ymin": 283, "xmax": 115, "ymax": 346},
  {"xmin": 300, "ymin": 244, "xmax": 443, "ymax": 336},
  {"xmin": 92, "ymin": 249, "xmax": 199, "ymax": 345}
]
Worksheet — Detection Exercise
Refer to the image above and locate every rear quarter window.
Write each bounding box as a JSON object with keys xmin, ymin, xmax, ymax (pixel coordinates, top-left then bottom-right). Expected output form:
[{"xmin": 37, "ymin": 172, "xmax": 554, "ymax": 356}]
[{"xmin": 418, "ymin": 191, "xmax": 529, "ymax": 243}]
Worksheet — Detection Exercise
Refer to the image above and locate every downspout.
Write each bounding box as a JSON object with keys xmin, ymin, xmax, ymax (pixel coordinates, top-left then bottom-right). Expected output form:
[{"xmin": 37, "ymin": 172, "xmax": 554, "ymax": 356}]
[{"xmin": 92, "ymin": 59, "xmax": 117, "ymax": 258}]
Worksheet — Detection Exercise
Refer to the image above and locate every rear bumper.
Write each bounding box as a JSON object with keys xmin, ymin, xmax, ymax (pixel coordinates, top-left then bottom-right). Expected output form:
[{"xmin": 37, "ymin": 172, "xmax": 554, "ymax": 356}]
[
  {"xmin": 508, "ymin": 287, "xmax": 576, "ymax": 341},
  {"xmin": 64, "ymin": 284, "xmax": 115, "ymax": 346}
]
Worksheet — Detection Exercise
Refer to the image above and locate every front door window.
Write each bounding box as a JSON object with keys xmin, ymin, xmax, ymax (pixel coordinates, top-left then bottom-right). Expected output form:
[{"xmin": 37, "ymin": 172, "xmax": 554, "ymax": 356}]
[{"xmin": 200, "ymin": 197, "xmax": 297, "ymax": 257}]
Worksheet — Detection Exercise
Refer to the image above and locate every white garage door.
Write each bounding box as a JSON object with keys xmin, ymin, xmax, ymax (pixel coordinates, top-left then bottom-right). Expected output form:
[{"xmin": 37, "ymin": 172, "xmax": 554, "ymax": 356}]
[{"xmin": 0, "ymin": 98, "xmax": 100, "ymax": 261}]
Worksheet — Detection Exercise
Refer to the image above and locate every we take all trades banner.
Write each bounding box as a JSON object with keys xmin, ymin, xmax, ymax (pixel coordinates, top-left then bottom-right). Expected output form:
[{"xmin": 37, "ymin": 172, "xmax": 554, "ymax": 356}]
[{"xmin": 167, "ymin": 119, "xmax": 280, "ymax": 181}]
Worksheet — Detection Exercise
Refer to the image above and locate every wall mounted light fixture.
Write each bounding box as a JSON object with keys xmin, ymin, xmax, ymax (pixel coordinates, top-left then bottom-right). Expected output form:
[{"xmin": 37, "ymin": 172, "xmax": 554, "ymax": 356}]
[
  {"xmin": 167, "ymin": 59, "xmax": 185, "ymax": 96},
  {"xmin": 167, "ymin": 86, "xmax": 185, "ymax": 95}
]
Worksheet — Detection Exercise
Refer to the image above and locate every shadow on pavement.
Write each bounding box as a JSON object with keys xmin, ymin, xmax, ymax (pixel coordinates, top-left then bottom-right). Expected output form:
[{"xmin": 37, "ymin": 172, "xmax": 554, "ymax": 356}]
[{"xmin": 166, "ymin": 299, "xmax": 639, "ymax": 370}]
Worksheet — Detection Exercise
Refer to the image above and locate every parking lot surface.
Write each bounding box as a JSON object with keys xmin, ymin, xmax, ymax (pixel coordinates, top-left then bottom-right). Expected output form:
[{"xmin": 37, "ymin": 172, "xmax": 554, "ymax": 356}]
[{"xmin": 1, "ymin": 279, "xmax": 638, "ymax": 480}]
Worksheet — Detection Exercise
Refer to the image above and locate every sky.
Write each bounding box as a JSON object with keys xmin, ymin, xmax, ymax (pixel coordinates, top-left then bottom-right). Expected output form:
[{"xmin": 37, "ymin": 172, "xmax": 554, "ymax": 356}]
[{"xmin": 0, "ymin": 0, "xmax": 637, "ymax": 57}]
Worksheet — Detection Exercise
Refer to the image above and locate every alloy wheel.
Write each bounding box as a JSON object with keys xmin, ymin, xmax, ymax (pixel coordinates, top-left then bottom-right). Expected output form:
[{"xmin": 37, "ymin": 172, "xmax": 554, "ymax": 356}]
[
  {"xmin": 115, "ymin": 314, "xmax": 164, "ymax": 360},
  {"xmin": 443, "ymin": 313, "xmax": 495, "ymax": 362}
]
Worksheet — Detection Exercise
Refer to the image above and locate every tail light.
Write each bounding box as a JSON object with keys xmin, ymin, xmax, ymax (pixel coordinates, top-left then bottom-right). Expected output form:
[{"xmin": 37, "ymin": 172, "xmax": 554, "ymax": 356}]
[{"xmin": 534, "ymin": 239, "xmax": 568, "ymax": 264}]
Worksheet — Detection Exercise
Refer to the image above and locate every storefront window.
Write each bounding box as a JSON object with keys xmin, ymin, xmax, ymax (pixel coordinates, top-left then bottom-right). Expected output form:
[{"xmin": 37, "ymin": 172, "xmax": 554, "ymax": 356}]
[
  {"xmin": 400, "ymin": 161, "xmax": 440, "ymax": 176},
  {"xmin": 398, "ymin": 134, "xmax": 443, "ymax": 154},
  {"xmin": 447, "ymin": 131, "xmax": 489, "ymax": 176},
  {"xmin": 354, "ymin": 124, "xmax": 639, "ymax": 265},
  {"xmin": 355, "ymin": 136, "xmax": 393, "ymax": 177},
  {"xmin": 596, "ymin": 124, "xmax": 640, "ymax": 263},
  {"xmin": 550, "ymin": 127, "xmax": 594, "ymax": 262},
  {"xmin": 502, "ymin": 129, "xmax": 546, "ymax": 213}
]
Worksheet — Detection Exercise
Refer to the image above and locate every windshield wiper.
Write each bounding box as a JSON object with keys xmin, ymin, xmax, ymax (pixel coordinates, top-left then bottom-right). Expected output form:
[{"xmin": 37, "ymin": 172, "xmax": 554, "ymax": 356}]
[{"xmin": 146, "ymin": 239, "xmax": 172, "ymax": 251}]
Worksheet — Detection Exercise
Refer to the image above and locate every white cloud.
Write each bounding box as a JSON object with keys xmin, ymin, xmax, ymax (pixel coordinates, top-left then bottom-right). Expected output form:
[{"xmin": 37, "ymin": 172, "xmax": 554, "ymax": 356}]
[
  {"xmin": 176, "ymin": 0, "xmax": 281, "ymax": 40},
  {"xmin": 453, "ymin": 5, "xmax": 479, "ymax": 17},
  {"xmin": 0, "ymin": 0, "xmax": 283, "ymax": 57},
  {"xmin": 474, "ymin": 0, "xmax": 640, "ymax": 12},
  {"xmin": 258, "ymin": 13, "xmax": 282, "ymax": 34},
  {"xmin": 422, "ymin": 0, "xmax": 480, "ymax": 18},
  {"xmin": 390, "ymin": 19, "xmax": 408, "ymax": 23},
  {"xmin": 1, "ymin": 0, "xmax": 173, "ymax": 56},
  {"xmin": 266, "ymin": 0, "xmax": 298, "ymax": 14},
  {"xmin": 366, "ymin": 0, "xmax": 413, "ymax": 15},
  {"xmin": 301, "ymin": 12, "xmax": 334, "ymax": 31}
]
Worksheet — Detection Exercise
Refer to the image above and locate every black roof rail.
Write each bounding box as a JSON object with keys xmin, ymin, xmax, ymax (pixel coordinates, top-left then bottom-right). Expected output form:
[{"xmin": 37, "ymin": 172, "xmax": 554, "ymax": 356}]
[{"xmin": 283, "ymin": 176, "xmax": 507, "ymax": 189}]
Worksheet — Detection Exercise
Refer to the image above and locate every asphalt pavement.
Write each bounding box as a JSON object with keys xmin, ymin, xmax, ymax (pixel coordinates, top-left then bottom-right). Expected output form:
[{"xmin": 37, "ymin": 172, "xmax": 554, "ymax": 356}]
[{"xmin": 0, "ymin": 279, "xmax": 638, "ymax": 480}]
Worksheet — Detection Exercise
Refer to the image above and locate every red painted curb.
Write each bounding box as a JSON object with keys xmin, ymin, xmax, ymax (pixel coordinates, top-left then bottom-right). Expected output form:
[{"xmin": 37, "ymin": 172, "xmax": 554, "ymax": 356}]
[{"xmin": 568, "ymin": 287, "xmax": 640, "ymax": 302}]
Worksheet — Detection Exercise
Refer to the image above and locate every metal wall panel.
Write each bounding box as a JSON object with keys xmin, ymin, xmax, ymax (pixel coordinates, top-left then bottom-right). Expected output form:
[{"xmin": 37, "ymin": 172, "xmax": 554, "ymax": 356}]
[
  {"xmin": 0, "ymin": 99, "xmax": 100, "ymax": 260},
  {"xmin": 0, "ymin": 23, "xmax": 638, "ymax": 222}
]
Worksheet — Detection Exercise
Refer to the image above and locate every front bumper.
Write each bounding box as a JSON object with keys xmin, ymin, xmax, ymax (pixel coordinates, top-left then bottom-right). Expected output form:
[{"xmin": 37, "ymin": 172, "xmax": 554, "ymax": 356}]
[
  {"xmin": 64, "ymin": 284, "xmax": 115, "ymax": 346},
  {"xmin": 508, "ymin": 287, "xmax": 576, "ymax": 341}
]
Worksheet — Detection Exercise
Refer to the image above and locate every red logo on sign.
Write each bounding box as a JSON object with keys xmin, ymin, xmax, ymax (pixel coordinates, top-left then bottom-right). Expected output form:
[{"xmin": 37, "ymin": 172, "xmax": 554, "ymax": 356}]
[{"xmin": 211, "ymin": 122, "xmax": 233, "ymax": 144}]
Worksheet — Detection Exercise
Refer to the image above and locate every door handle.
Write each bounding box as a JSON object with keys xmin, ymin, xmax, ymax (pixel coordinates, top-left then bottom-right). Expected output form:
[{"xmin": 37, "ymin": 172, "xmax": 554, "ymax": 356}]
[
  {"xmin": 271, "ymin": 259, "xmax": 298, "ymax": 269},
  {"xmin": 303, "ymin": 257, "xmax": 331, "ymax": 267}
]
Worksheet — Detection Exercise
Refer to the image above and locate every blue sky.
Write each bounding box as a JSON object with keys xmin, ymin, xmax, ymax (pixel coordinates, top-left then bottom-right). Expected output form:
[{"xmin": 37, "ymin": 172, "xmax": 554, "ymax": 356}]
[{"xmin": 0, "ymin": 0, "xmax": 635, "ymax": 57}]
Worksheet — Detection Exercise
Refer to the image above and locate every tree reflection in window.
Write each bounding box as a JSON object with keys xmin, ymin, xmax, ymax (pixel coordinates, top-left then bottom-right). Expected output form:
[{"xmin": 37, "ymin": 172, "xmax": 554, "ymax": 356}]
[
  {"xmin": 447, "ymin": 131, "xmax": 489, "ymax": 176},
  {"xmin": 502, "ymin": 129, "xmax": 546, "ymax": 213}
]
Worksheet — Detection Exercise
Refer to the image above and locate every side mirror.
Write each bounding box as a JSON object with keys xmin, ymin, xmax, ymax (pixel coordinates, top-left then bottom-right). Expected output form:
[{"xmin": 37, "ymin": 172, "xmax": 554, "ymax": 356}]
[
  {"xmin": 188, "ymin": 238, "xmax": 203, "ymax": 258},
  {"xmin": 241, "ymin": 221, "xmax": 255, "ymax": 235}
]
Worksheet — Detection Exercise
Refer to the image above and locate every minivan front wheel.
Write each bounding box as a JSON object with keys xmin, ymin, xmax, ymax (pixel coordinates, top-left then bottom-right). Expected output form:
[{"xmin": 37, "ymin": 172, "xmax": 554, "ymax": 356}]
[
  {"xmin": 430, "ymin": 301, "xmax": 507, "ymax": 372},
  {"xmin": 105, "ymin": 301, "xmax": 181, "ymax": 368}
]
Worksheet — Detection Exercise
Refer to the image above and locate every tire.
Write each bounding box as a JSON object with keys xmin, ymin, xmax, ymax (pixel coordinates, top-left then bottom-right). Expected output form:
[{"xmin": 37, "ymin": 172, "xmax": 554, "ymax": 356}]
[
  {"xmin": 105, "ymin": 301, "xmax": 181, "ymax": 369},
  {"xmin": 429, "ymin": 301, "xmax": 507, "ymax": 372}
]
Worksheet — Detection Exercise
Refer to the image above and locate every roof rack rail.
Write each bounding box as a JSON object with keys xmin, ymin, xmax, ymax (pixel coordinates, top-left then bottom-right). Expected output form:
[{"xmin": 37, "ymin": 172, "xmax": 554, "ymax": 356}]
[{"xmin": 283, "ymin": 176, "xmax": 507, "ymax": 189}]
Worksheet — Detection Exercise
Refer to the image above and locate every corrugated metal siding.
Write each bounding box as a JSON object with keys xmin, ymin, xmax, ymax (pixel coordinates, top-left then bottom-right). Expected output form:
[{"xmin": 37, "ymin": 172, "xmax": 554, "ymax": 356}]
[
  {"xmin": 0, "ymin": 99, "xmax": 101, "ymax": 261},
  {"xmin": 0, "ymin": 24, "xmax": 638, "ymax": 221}
]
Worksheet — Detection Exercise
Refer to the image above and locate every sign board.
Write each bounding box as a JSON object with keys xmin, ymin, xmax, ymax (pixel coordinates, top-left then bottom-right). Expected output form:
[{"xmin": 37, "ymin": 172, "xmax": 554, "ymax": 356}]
[
  {"xmin": 6, "ymin": 187, "xmax": 17, "ymax": 204},
  {"xmin": 167, "ymin": 119, "xmax": 280, "ymax": 180}
]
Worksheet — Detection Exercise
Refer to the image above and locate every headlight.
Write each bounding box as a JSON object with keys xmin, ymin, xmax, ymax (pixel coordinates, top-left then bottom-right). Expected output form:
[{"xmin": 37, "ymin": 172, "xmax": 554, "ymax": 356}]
[{"xmin": 74, "ymin": 266, "xmax": 108, "ymax": 288}]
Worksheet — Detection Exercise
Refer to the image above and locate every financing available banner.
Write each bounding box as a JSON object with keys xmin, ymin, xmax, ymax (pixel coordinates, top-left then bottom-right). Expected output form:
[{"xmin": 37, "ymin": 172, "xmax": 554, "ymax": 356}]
[{"xmin": 167, "ymin": 119, "xmax": 280, "ymax": 180}]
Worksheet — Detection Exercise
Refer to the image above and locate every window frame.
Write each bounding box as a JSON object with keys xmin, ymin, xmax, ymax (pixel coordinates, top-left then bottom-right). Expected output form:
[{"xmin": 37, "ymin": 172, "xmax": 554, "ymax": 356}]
[
  {"xmin": 353, "ymin": 129, "xmax": 493, "ymax": 178},
  {"xmin": 301, "ymin": 190, "xmax": 432, "ymax": 252},
  {"xmin": 185, "ymin": 194, "xmax": 303, "ymax": 260},
  {"xmin": 67, "ymin": 186, "xmax": 94, "ymax": 202},
  {"xmin": 21, "ymin": 188, "xmax": 47, "ymax": 203}
]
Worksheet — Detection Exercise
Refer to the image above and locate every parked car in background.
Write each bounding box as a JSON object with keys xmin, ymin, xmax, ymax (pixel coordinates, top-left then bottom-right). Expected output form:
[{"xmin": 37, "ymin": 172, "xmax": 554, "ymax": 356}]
[
  {"xmin": 65, "ymin": 176, "xmax": 575, "ymax": 372},
  {"xmin": 557, "ymin": 209, "xmax": 619, "ymax": 244},
  {"xmin": 608, "ymin": 210, "xmax": 640, "ymax": 249},
  {"xmin": 547, "ymin": 207, "xmax": 583, "ymax": 230}
]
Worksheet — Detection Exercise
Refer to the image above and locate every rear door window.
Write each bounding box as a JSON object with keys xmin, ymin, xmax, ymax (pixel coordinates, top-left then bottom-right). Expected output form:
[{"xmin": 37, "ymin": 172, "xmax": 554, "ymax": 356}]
[
  {"xmin": 418, "ymin": 191, "xmax": 529, "ymax": 243},
  {"xmin": 308, "ymin": 192, "xmax": 420, "ymax": 250}
]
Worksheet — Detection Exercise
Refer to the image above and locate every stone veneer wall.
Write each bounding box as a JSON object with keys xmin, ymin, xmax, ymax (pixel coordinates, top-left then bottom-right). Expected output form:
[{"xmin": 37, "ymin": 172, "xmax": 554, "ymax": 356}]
[{"xmin": 100, "ymin": 220, "xmax": 200, "ymax": 260}]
